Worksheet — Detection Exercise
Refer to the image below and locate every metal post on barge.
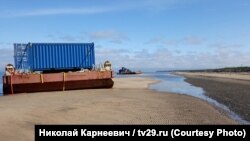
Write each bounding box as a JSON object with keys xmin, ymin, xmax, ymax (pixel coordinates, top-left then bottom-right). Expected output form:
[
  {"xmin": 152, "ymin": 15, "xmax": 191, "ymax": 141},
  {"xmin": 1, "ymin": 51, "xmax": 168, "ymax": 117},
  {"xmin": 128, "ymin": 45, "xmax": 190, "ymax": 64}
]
[
  {"xmin": 10, "ymin": 75, "xmax": 13, "ymax": 95},
  {"xmin": 3, "ymin": 64, "xmax": 16, "ymax": 95}
]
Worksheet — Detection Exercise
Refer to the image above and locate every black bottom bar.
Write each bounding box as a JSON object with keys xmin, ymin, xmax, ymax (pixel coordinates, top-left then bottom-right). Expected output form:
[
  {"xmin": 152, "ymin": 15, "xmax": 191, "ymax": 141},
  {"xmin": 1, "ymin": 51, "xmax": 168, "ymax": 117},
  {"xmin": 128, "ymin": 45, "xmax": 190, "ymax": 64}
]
[{"xmin": 35, "ymin": 125, "xmax": 250, "ymax": 141}]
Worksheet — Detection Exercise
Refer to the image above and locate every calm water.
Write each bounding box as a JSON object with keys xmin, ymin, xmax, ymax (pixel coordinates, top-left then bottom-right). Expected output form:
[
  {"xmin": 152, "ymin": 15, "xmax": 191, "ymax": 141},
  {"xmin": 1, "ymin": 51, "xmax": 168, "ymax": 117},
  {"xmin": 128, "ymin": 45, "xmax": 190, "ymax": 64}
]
[
  {"xmin": 116, "ymin": 72, "xmax": 249, "ymax": 124},
  {"xmin": 148, "ymin": 72, "xmax": 248, "ymax": 124},
  {"xmin": 149, "ymin": 73, "xmax": 205, "ymax": 99}
]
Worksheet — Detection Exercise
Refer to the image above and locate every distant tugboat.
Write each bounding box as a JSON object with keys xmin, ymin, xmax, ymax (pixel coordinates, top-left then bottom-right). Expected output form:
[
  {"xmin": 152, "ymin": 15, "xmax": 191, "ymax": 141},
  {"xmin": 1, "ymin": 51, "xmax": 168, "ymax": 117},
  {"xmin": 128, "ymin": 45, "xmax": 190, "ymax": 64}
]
[{"xmin": 117, "ymin": 67, "xmax": 142, "ymax": 75}]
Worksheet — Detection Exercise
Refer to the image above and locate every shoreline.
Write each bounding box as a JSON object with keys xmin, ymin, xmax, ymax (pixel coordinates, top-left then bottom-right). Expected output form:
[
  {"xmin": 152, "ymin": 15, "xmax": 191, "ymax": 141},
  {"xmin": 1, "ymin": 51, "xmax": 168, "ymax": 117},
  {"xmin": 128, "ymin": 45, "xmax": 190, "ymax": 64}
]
[
  {"xmin": 176, "ymin": 72, "xmax": 250, "ymax": 123},
  {"xmin": 176, "ymin": 72, "xmax": 250, "ymax": 81},
  {"xmin": 147, "ymin": 74, "xmax": 244, "ymax": 124},
  {"xmin": 114, "ymin": 77, "xmax": 237, "ymax": 125},
  {"xmin": 0, "ymin": 77, "xmax": 237, "ymax": 141}
]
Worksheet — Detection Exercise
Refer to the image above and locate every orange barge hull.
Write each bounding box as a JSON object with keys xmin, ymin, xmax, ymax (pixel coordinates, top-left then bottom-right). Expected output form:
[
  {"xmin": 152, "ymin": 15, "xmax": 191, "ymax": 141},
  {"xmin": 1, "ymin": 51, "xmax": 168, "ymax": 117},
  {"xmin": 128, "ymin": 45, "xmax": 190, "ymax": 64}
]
[{"xmin": 2, "ymin": 71, "xmax": 114, "ymax": 95}]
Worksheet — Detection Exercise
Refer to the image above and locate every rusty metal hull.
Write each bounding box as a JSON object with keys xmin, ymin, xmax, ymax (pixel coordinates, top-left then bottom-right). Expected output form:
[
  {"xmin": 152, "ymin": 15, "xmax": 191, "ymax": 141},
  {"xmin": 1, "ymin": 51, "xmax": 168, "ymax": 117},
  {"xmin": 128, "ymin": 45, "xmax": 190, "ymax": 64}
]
[{"xmin": 3, "ymin": 71, "xmax": 114, "ymax": 95}]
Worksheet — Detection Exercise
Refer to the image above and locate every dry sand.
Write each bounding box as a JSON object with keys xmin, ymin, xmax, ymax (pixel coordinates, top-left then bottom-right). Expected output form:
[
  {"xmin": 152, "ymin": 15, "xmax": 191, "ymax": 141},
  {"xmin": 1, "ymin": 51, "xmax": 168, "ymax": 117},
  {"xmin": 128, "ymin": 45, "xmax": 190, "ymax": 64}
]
[
  {"xmin": 0, "ymin": 77, "xmax": 236, "ymax": 141},
  {"xmin": 177, "ymin": 72, "xmax": 250, "ymax": 122}
]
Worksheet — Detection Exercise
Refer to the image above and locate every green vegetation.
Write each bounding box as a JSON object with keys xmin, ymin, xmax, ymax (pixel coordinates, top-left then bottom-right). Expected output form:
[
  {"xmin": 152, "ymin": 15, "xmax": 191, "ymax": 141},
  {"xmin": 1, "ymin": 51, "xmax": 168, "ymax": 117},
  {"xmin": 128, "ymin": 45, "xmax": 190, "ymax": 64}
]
[
  {"xmin": 157, "ymin": 67, "xmax": 250, "ymax": 73},
  {"xmin": 210, "ymin": 67, "xmax": 250, "ymax": 72},
  {"xmin": 191, "ymin": 67, "xmax": 250, "ymax": 72}
]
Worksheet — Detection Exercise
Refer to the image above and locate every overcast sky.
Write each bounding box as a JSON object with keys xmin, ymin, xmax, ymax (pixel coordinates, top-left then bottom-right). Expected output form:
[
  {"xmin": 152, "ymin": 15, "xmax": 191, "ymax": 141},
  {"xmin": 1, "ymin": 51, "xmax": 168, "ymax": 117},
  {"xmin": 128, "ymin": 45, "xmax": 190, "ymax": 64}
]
[{"xmin": 0, "ymin": 0, "xmax": 249, "ymax": 71}]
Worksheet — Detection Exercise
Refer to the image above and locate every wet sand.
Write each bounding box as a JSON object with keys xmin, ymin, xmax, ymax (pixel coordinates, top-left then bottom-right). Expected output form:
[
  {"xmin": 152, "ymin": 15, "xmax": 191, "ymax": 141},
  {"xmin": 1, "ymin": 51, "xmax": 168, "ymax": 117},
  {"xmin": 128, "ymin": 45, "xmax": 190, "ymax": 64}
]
[
  {"xmin": 177, "ymin": 72, "xmax": 250, "ymax": 122},
  {"xmin": 0, "ymin": 77, "xmax": 236, "ymax": 141},
  {"xmin": 178, "ymin": 72, "xmax": 250, "ymax": 81}
]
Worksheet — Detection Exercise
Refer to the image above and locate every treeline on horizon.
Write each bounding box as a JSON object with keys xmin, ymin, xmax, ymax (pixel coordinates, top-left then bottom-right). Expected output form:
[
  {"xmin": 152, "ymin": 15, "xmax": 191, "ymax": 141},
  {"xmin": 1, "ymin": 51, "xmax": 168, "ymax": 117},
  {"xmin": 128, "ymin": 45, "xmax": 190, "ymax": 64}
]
[{"xmin": 158, "ymin": 66, "xmax": 250, "ymax": 73}]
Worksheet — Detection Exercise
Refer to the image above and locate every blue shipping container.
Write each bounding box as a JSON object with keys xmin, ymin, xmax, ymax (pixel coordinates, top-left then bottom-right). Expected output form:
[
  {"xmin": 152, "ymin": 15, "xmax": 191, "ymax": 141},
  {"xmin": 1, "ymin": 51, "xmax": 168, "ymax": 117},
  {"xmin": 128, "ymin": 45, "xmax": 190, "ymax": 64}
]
[
  {"xmin": 14, "ymin": 43, "xmax": 95, "ymax": 71},
  {"xmin": 14, "ymin": 43, "xmax": 30, "ymax": 70}
]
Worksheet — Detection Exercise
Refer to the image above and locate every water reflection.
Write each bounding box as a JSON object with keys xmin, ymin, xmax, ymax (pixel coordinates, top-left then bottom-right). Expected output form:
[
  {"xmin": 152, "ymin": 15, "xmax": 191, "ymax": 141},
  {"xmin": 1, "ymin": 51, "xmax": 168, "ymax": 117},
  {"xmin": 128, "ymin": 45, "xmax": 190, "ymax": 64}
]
[
  {"xmin": 150, "ymin": 73, "xmax": 206, "ymax": 99},
  {"xmin": 148, "ymin": 72, "xmax": 249, "ymax": 124},
  {"xmin": 116, "ymin": 72, "xmax": 249, "ymax": 124}
]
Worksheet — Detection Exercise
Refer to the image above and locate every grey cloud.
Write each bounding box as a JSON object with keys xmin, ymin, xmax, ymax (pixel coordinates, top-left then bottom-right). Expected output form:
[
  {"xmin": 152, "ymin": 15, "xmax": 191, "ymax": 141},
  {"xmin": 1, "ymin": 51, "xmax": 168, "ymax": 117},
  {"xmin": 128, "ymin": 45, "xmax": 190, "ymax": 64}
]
[
  {"xmin": 1, "ymin": 45, "xmax": 249, "ymax": 71},
  {"xmin": 209, "ymin": 43, "xmax": 244, "ymax": 49},
  {"xmin": 0, "ymin": 42, "xmax": 12, "ymax": 46},
  {"xmin": 59, "ymin": 35, "xmax": 79, "ymax": 42},
  {"xmin": 46, "ymin": 33, "xmax": 84, "ymax": 42},
  {"xmin": 46, "ymin": 31, "xmax": 128, "ymax": 44},
  {"xmin": 46, "ymin": 34, "xmax": 57, "ymax": 40},
  {"xmin": 0, "ymin": 7, "xmax": 114, "ymax": 17},
  {"xmin": 0, "ymin": 48, "xmax": 14, "ymax": 69},
  {"xmin": 182, "ymin": 36, "xmax": 204, "ymax": 45},
  {"xmin": 96, "ymin": 48, "xmax": 130, "ymax": 55},
  {"xmin": 146, "ymin": 37, "xmax": 177, "ymax": 46},
  {"xmin": 146, "ymin": 36, "xmax": 205, "ymax": 47},
  {"xmin": 95, "ymin": 48, "xmax": 134, "ymax": 70},
  {"xmin": 87, "ymin": 31, "xmax": 129, "ymax": 44},
  {"xmin": 95, "ymin": 46, "xmax": 250, "ymax": 71}
]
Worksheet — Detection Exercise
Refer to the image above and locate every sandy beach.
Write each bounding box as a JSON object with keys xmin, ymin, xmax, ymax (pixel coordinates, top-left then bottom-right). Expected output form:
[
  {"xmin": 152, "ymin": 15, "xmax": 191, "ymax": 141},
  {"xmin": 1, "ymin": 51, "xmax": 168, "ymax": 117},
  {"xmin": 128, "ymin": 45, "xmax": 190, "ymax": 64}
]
[
  {"xmin": 177, "ymin": 72, "xmax": 250, "ymax": 123},
  {"xmin": 0, "ymin": 77, "xmax": 236, "ymax": 141}
]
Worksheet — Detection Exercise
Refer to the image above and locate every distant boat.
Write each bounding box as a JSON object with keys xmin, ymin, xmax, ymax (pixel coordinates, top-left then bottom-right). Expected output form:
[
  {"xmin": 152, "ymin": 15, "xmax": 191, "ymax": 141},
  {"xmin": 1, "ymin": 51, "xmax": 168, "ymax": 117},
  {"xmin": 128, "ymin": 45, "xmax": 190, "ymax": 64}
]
[{"xmin": 117, "ymin": 67, "xmax": 142, "ymax": 75}]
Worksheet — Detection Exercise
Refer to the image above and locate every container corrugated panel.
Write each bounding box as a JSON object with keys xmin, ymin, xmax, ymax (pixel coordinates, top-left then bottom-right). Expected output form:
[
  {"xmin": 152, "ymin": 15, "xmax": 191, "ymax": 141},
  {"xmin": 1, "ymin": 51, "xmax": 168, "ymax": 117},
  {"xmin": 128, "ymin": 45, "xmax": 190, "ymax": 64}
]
[
  {"xmin": 14, "ymin": 43, "xmax": 95, "ymax": 71},
  {"xmin": 14, "ymin": 43, "xmax": 30, "ymax": 70}
]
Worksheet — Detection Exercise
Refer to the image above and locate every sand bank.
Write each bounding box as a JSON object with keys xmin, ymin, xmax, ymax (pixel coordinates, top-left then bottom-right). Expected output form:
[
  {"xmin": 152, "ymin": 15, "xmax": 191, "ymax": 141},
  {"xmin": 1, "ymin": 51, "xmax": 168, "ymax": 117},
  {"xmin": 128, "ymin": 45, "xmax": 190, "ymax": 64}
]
[
  {"xmin": 0, "ymin": 77, "xmax": 236, "ymax": 141},
  {"xmin": 176, "ymin": 72, "xmax": 250, "ymax": 81},
  {"xmin": 177, "ymin": 72, "xmax": 250, "ymax": 122}
]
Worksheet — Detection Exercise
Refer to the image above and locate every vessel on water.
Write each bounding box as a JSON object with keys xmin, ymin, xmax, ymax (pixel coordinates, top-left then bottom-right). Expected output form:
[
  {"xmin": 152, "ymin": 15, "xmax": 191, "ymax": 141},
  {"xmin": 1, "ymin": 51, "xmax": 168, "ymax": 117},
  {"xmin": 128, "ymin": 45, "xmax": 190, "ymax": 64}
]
[
  {"xmin": 2, "ymin": 43, "xmax": 114, "ymax": 95},
  {"xmin": 117, "ymin": 67, "xmax": 142, "ymax": 75}
]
